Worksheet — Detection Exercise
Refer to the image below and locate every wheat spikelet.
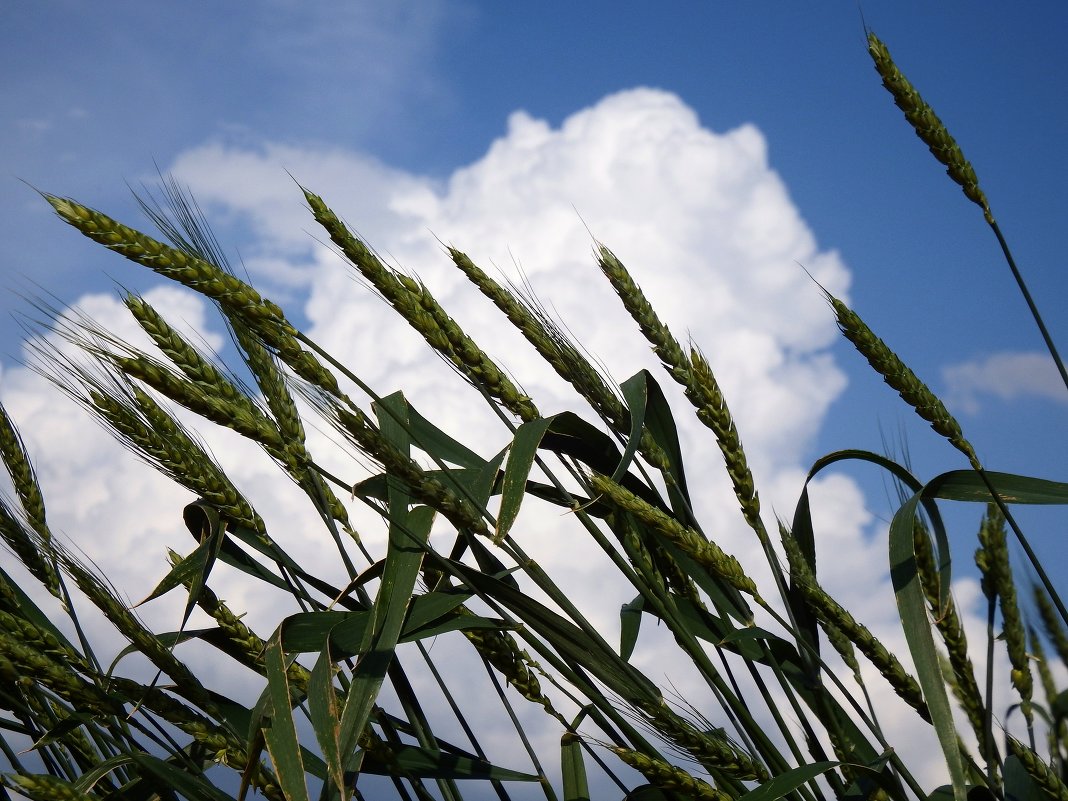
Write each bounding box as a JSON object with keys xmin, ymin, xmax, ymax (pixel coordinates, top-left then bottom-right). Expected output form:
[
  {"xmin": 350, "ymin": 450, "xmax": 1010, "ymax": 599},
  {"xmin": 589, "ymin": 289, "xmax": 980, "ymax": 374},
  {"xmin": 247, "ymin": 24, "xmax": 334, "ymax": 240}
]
[
  {"xmin": 451, "ymin": 247, "xmax": 681, "ymax": 480},
  {"xmin": 867, "ymin": 32, "xmax": 993, "ymax": 224},
  {"xmin": 780, "ymin": 528, "xmax": 930, "ymax": 721},
  {"xmin": 639, "ymin": 700, "xmax": 769, "ymax": 782},
  {"xmin": 83, "ymin": 380, "xmax": 268, "ymax": 537},
  {"xmin": 400, "ymin": 271, "xmax": 540, "ymax": 422},
  {"xmin": 0, "ymin": 402, "xmax": 47, "ymax": 534},
  {"xmin": 1030, "ymin": 626, "xmax": 1058, "ymax": 710},
  {"xmin": 0, "ymin": 631, "xmax": 118, "ymax": 715},
  {"xmin": 976, "ymin": 503, "xmax": 1033, "ymax": 722},
  {"xmin": 590, "ymin": 473, "xmax": 759, "ymax": 602},
  {"xmin": 460, "ymin": 613, "xmax": 557, "ymax": 713},
  {"xmin": 46, "ymin": 195, "xmax": 291, "ymax": 326},
  {"xmin": 1006, "ymin": 736, "xmax": 1068, "ymax": 801},
  {"xmin": 608, "ymin": 746, "xmax": 731, "ymax": 801},
  {"xmin": 597, "ymin": 246, "xmax": 765, "ymax": 540},
  {"xmin": 165, "ymin": 549, "xmax": 313, "ymax": 691},
  {"xmin": 47, "ymin": 544, "xmax": 221, "ymax": 721},
  {"xmin": 826, "ymin": 291, "xmax": 978, "ymax": 463},
  {"xmin": 231, "ymin": 322, "xmax": 305, "ymax": 446},
  {"xmin": 116, "ymin": 353, "xmax": 286, "ymax": 451},
  {"xmin": 1035, "ymin": 583, "xmax": 1068, "ymax": 664},
  {"xmin": 103, "ymin": 675, "xmax": 285, "ymax": 800},
  {"xmin": 305, "ymin": 188, "xmax": 538, "ymax": 421},
  {"xmin": 124, "ymin": 293, "xmax": 244, "ymax": 399},
  {"xmin": 912, "ymin": 520, "xmax": 987, "ymax": 749},
  {"xmin": 0, "ymin": 499, "xmax": 61, "ymax": 598},
  {"xmin": 2, "ymin": 773, "xmax": 99, "ymax": 801},
  {"xmin": 688, "ymin": 346, "xmax": 761, "ymax": 531}
]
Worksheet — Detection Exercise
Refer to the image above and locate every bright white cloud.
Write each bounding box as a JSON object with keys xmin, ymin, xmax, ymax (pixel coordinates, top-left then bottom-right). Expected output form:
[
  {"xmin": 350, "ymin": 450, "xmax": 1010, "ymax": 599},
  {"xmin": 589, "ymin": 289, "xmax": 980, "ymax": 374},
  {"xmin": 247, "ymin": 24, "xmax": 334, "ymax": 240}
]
[
  {"xmin": 943, "ymin": 350, "xmax": 1067, "ymax": 414},
  {"xmin": 0, "ymin": 88, "xmax": 996, "ymax": 790}
]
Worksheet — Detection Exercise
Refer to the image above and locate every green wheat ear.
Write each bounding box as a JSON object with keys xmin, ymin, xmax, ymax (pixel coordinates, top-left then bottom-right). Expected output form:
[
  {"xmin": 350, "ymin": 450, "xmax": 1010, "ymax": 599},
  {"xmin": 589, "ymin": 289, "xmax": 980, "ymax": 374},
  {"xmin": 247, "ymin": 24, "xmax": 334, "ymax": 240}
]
[{"xmin": 867, "ymin": 31, "xmax": 994, "ymax": 225}]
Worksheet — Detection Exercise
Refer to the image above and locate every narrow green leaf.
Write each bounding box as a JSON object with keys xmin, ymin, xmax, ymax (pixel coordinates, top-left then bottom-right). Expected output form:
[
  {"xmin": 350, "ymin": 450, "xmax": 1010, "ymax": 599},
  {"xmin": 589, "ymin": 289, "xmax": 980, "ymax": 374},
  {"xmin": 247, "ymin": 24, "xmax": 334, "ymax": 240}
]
[
  {"xmin": 363, "ymin": 743, "xmax": 539, "ymax": 781},
  {"xmin": 889, "ymin": 491, "xmax": 965, "ymax": 801},
  {"xmin": 127, "ymin": 752, "xmax": 237, "ymax": 801},
  {"xmin": 496, "ymin": 415, "xmax": 555, "ymax": 543},
  {"xmin": 263, "ymin": 629, "xmax": 310, "ymax": 801},
  {"xmin": 738, "ymin": 761, "xmax": 839, "ymax": 801},
  {"xmin": 405, "ymin": 397, "xmax": 486, "ymax": 469},
  {"xmin": 620, "ymin": 595, "xmax": 644, "ymax": 662},
  {"xmin": 635, "ymin": 369, "xmax": 695, "ymax": 523},
  {"xmin": 308, "ymin": 639, "xmax": 345, "ymax": 798},
  {"xmin": 561, "ymin": 733, "xmax": 591, "ymax": 801},
  {"xmin": 615, "ymin": 372, "xmax": 650, "ymax": 482},
  {"xmin": 336, "ymin": 503, "xmax": 435, "ymax": 772}
]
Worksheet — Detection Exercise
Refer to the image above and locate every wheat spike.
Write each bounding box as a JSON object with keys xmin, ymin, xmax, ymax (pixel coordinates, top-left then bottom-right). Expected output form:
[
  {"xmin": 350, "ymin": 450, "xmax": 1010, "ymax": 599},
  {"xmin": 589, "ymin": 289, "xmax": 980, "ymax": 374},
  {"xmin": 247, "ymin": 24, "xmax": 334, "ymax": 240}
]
[
  {"xmin": 826, "ymin": 291, "xmax": 978, "ymax": 463},
  {"xmin": 590, "ymin": 473, "xmax": 759, "ymax": 603},
  {"xmin": 976, "ymin": 503, "xmax": 1033, "ymax": 722},
  {"xmin": 867, "ymin": 32, "xmax": 993, "ymax": 224}
]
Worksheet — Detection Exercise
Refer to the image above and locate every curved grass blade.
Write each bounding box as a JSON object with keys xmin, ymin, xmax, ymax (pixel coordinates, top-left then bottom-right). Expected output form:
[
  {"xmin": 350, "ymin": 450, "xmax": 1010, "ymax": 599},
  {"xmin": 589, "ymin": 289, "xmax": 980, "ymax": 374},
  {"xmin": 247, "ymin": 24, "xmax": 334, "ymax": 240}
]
[
  {"xmin": 632, "ymin": 370, "xmax": 694, "ymax": 523},
  {"xmin": 496, "ymin": 415, "xmax": 555, "ymax": 544},
  {"xmin": 127, "ymin": 752, "xmax": 238, "ymax": 801},
  {"xmin": 308, "ymin": 637, "xmax": 344, "ymax": 799},
  {"xmin": 336, "ymin": 504, "xmax": 435, "ymax": 776},
  {"xmin": 263, "ymin": 628, "xmax": 310, "ymax": 801},
  {"xmin": 561, "ymin": 733, "xmax": 590, "ymax": 801},
  {"xmin": 738, "ymin": 760, "xmax": 839, "ymax": 801},
  {"xmin": 614, "ymin": 372, "xmax": 651, "ymax": 483},
  {"xmin": 889, "ymin": 490, "xmax": 966, "ymax": 801}
]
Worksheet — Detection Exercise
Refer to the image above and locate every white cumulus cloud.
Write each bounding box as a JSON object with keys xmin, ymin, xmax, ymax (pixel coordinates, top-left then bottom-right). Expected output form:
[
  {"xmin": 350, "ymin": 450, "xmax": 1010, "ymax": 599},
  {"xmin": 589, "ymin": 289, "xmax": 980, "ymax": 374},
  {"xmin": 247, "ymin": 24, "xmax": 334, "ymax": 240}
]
[
  {"xmin": 0, "ymin": 88, "xmax": 996, "ymax": 791},
  {"xmin": 943, "ymin": 350, "xmax": 1067, "ymax": 414}
]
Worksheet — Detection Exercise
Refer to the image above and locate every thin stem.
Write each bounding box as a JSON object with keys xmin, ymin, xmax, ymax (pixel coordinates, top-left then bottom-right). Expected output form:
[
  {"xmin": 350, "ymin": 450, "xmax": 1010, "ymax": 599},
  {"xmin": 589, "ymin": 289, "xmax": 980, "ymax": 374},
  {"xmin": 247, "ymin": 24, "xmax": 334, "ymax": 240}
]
[{"xmin": 989, "ymin": 221, "xmax": 1068, "ymax": 393}]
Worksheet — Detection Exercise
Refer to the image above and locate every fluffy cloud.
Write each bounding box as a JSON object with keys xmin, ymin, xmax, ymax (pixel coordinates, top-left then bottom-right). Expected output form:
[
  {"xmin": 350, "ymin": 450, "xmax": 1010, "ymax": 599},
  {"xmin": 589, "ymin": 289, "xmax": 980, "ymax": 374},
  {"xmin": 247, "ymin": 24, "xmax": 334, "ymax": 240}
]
[
  {"xmin": 943, "ymin": 350, "xmax": 1067, "ymax": 414},
  {"xmin": 0, "ymin": 88, "xmax": 993, "ymax": 790}
]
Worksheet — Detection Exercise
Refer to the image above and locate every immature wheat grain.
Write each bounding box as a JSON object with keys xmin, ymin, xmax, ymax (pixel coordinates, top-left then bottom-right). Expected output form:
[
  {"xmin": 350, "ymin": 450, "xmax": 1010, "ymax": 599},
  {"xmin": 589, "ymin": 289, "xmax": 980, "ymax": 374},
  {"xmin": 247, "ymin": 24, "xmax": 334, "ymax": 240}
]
[
  {"xmin": 124, "ymin": 293, "xmax": 246, "ymax": 400},
  {"xmin": 85, "ymin": 384, "xmax": 267, "ymax": 537},
  {"xmin": 0, "ymin": 403, "xmax": 47, "ymax": 536},
  {"xmin": 0, "ymin": 500, "xmax": 60, "ymax": 598},
  {"xmin": 913, "ymin": 521, "xmax": 987, "ymax": 748},
  {"xmin": 640, "ymin": 700, "xmax": 769, "ymax": 782},
  {"xmin": 460, "ymin": 613, "xmax": 557, "ymax": 713},
  {"xmin": 305, "ymin": 189, "xmax": 539, "ymax": 421},
  {"xmin": 115, "ymin": 353, "xmax": 285, "ymax": 451}
]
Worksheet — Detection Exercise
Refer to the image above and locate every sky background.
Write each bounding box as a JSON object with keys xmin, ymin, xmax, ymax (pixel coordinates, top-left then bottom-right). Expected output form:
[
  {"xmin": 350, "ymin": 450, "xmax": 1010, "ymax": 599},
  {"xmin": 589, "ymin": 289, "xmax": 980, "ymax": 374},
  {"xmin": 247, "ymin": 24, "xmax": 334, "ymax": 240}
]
[{"xmin": 3, "ymin": 2, "xmax": 1068, "ymax": 794}]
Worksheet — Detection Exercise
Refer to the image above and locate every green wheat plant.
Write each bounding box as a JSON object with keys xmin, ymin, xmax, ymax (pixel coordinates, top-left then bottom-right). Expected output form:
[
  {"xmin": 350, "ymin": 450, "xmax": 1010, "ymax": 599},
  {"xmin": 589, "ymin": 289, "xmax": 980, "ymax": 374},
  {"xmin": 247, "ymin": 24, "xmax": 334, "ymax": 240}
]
[{"xmin": 1, "ymin": 27, "xmax": 1067, "ymax": 801}]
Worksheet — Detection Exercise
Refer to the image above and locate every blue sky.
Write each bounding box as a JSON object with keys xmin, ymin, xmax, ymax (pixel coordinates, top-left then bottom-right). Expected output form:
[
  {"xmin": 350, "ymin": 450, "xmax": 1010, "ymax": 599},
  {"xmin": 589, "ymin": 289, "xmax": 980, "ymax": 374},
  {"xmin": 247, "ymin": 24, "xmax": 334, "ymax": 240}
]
[{"xmin": 2, "ymin": 2, "xmax": 1067, "ymax": 789}]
